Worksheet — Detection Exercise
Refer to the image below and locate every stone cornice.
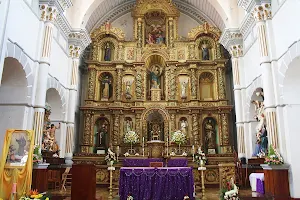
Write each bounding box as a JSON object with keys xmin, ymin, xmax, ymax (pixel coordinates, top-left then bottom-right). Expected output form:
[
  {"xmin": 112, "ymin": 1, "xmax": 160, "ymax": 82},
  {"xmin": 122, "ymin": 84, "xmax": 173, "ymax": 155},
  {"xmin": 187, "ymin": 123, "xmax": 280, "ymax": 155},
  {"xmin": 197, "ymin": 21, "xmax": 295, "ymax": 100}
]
[
  {"xmin": 219, "ymin": 28, "xmax": 243, "ymax": 51},
  {"xmin": 238, "ymin": 0, "xmax": 270, "ymax": 12},
  {"xmin": 39, "ymin": 0, "xmax": 72, "ymax": 14},
  {"xmin": 68, "ymin": 29, "xmax": 92, "ymax": 56},
  {"xmin": 239, "ymin": 13, "xmax": 255, "ymax": 38}
]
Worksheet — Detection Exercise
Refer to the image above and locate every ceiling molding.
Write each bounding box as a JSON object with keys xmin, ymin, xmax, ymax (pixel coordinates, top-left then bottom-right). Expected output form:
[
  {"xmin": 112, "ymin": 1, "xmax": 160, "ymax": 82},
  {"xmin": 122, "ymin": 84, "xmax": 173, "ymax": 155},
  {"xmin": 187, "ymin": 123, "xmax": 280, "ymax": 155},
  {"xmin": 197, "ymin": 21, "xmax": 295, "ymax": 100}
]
[{"xmin": 85, "ymin": 0, "xmax": 226, "ymax": 33}]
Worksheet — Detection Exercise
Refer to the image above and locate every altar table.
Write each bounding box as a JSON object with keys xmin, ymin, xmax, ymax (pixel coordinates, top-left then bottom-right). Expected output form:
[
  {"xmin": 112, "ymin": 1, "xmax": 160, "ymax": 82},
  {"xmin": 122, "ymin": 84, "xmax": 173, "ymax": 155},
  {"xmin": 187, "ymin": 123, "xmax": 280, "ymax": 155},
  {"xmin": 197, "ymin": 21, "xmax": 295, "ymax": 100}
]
[
  {"xmin": 123, "ymin": 158, "xmax": 164, "ymax": 167},
  {"xmin": 119, "ymin": 167, "xmax": 195, "ymax": 200}
]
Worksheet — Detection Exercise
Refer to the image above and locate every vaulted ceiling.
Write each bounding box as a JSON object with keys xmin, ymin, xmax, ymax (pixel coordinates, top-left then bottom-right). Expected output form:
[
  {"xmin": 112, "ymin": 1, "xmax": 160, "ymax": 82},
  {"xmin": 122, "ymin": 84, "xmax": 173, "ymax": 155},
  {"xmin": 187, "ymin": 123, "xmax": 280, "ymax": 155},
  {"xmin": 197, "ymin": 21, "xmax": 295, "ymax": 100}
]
[{"xmin": 79, "ymin": 0, "xmax": 229, "ymax": 33}]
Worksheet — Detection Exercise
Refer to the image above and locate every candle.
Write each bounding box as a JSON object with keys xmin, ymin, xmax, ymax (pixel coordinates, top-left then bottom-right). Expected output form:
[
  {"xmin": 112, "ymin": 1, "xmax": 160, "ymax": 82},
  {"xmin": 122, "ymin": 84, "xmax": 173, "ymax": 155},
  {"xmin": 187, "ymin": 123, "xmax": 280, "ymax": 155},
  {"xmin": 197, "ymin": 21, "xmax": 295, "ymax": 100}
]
[
  {"xmin": 142, "ymin": 137, "xmax": 145, "ymax": 146},
  {"xmin": 12, "ymin": 183, "xmax": 16, "ymax": 193}
]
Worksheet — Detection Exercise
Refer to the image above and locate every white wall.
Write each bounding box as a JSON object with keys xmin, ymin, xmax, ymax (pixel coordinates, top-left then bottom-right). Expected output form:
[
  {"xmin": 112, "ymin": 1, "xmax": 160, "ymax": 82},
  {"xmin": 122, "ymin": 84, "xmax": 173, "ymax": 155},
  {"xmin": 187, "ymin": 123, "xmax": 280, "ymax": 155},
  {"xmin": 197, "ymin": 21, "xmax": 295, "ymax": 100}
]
[
  {"xmin": 111, "ymin": 12, "xmax": 134, "ymax": 41},
  {"xmin": 178, "ymin": 13, "xmax": 200, "ymax": 38},
  {"xmin": 6, "ymin": 0, "xmax": 41, "ymax": 60}
]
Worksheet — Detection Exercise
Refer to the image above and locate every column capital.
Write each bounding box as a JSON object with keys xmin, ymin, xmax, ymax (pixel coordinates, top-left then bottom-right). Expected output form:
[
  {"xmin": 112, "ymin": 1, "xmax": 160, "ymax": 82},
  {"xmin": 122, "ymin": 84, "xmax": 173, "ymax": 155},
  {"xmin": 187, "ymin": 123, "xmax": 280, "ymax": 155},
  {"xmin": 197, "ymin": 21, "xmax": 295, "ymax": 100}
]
[
  {"xmin": 68, "ymin": 29, "xmax": 91, "ymax": 57},
  {"xmin": 219, "ymin": 28, "xmax": 243, "ymax": 57},
  {"xmin": 39, "ymin": 0, "xmax": 72, "ymax": 15},
  {"xmin": 69, "ymin": 45, "xmax": 81, "ymax": 58},
  {"xmin": 39, "ymin": 4, "xmax": 58, "ymax": 22},
  {"xmin": 251, "ymin": 3, "xmax": 272, "ymax": 22},
  {"xmin": 229, "ymin": 44, "xmax": 243, "ymax": 58}
]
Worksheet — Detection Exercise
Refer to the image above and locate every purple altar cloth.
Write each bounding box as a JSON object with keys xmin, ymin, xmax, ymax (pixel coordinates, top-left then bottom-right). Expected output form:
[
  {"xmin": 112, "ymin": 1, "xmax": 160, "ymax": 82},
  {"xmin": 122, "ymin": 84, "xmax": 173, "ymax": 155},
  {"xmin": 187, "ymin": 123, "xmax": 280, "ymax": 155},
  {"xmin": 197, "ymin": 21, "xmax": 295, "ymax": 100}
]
[
  {"xmin": 119, "ymin": 167, "xmax": 195, "ymax": 200},
  {"xmin": 123, "ymin": 158, "xmax": 164, "ymax": 167},
  {"xmin": 256, "ymin": 179, "xmax": 265, "ymax": 194},
  {"xmin": 167, "ymin": 158, "xmax": 188, "ymax": 167}
]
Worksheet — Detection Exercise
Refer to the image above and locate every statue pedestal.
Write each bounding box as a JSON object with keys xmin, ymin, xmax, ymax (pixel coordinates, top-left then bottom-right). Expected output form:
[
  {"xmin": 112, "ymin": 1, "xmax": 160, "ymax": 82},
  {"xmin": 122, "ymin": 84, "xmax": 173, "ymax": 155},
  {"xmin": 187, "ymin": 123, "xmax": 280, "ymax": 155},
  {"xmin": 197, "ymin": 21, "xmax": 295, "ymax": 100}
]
[
  {"xmin": 151, "ymin": 88, "xmax": 161, "ymax": 101},
  {"xmin": 147, "ymin": 140, "xmax": 165, "ymax": 158}
]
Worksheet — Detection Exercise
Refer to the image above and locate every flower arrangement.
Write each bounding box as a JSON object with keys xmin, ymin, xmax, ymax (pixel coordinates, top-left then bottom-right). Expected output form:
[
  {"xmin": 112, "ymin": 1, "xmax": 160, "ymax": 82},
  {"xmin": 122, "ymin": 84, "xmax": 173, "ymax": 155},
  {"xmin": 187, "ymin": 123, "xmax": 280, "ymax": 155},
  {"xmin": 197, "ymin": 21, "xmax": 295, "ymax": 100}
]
[
  {"xmin": 219, "ymin": 178, "xmax": 239, "ymax": 200},
  {"xmin": 20, "ymin": 190, "xmax": 50, "ymax": 200},
  {"xmin": 264, "ymin": 145, "xmax": 284, "ymax": 165},
  {"xmin": 127, "ymin": 194, "xmax": 134, "ymax": 200},
  {"xmin": 124, "ymin": 131, "xmax": 139, "ymax": 144},
  {"xmin": 105, "ymin": 148, "xmax": 116, "ymax": 165},
  {"xmin": 171, "ymin": 130, "xmax": 186, "ymax": 146},
  {"xmin": 33, "ymin": 145, "xmax": 43, "ymax": 164},
  {"xmin": 124, "ymin": 131, "xmax": 139, "ymax": 152},
  {"xmin": 194, "ymin": 148, "xmax": 207, "ymax": 166}
]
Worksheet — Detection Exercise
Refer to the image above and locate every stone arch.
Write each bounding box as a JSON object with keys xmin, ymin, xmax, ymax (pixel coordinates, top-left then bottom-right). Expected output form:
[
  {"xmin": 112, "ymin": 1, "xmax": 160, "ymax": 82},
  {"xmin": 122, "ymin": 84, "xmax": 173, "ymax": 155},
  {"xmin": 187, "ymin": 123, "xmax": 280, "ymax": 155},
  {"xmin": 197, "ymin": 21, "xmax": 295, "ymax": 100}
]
[
  {"xmin": 245, "ymin": 76, "xmax": 263, "ymax": 121},
  {"xmin": 0, "ymin": 56, "xmax": 31, "ymax": 153},
  {"xmin": 278, "ymin": 39, "xmax": 300, "ymax": 105},
  {"xmin": 4, "ymin": 41, "xmax": 35, "ymax": 101},
  {"xmin": 281, "ymin": 53, "xmax": 300, "ymax": 198},
  {"xmin": 47, "ymin": 76, "xmax": 67, "ymax": 118},
  {"xmin": 46, "ymin": 88, "xmax": 64, "ymax": 121}
]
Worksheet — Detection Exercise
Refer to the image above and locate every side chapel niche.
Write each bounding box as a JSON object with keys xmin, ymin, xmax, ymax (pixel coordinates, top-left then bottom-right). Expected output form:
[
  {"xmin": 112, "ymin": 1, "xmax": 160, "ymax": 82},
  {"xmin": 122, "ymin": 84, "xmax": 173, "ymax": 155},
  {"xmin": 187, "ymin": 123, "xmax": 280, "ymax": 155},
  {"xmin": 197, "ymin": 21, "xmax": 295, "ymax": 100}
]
[
  {"xmin": 99, "ymin": 72, "xmax": 113, "ymax": 101},
  {"xmin": 199, "ymin": 72, "xmax": 214, "ymax": 101},
  {"xmin": 101, "ymin": 41, "xmax": 115, "ymax": 61},
  {"xmin": 203, "ymin": 117, "xmax": 218, "ymax": 154},
  {"xmin": 94, "ymin": 117, "xmax": 110, "ymax": 153}
]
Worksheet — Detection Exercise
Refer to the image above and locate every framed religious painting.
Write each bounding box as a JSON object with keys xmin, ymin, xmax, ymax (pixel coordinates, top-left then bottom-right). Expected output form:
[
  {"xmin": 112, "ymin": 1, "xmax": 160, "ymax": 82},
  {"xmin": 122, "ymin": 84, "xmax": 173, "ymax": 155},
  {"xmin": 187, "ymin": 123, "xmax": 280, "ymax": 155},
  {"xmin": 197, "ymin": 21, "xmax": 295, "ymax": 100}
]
[{"xmin": 3, "ymin": 129, "xmax": 35, "ymax": 167}]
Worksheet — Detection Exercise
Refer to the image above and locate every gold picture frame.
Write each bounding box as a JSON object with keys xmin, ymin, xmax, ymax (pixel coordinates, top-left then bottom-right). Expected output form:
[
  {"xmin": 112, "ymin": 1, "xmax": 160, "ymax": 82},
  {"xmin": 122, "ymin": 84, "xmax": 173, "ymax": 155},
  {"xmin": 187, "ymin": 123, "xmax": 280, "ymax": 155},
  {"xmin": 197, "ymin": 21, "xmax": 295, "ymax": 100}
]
[{"xmin": 4, "ymin": 129, "xmax": 35, "ymax": 168}]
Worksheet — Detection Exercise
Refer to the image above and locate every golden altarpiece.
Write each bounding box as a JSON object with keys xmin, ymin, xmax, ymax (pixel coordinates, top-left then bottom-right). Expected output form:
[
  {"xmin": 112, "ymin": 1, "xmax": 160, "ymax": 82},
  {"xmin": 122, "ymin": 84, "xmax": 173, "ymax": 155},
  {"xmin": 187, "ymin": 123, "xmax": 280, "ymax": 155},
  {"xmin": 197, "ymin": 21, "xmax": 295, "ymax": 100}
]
[{"xmin": 74, "ymin": 0, "xmax": 235, "ymax": 188}]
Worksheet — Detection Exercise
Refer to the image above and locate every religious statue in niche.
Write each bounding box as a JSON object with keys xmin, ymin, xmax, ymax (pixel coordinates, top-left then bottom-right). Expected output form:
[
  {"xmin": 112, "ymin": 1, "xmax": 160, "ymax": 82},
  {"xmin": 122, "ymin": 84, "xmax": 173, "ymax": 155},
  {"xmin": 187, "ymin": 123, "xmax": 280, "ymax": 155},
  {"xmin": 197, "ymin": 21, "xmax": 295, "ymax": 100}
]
[
  {"xmin": 150, "ymin": 65, "xmax": 162, "ymax": 89},
  {"xmin": 180, "ymin": 81, "xmax": 188, "ymax": 99},
  {"xmin": 179, "ymin": 117, "xmax": 188, "ymax": 135},
  {"xmin": 145, "ymin": 11, "xmax": 166, "ymax": 45},
  {"xmin": 252, "ymin": 88, "xmax": 268, "ymax": 157},
  {"xmin": 204, "ymin": 118, "xmax": 216, "ymax": 153},
  {"xmin": 94, "ymin": 118, "xmax": 109, "ymax": 152},
  {"xmin": 100, "ymin": 74, "xmax": 113, "ymax": 101},
  {"xmin": 124, "ymin": 117, "xmax": 133, "ymax": 133},
  {"xmin": 125, "ymin": 80, "xmax": 133, "ymax": 100},
  {"xmin": 201, "ymin": 41, "xmax": 210, "ymax": 60},
  {"xmin": 42, "ymin": 103, "xmax": 60, "ymax": 154},
  {"xmin": 104, "ymin": 42, "xmax": 112, "ymax": 61}
]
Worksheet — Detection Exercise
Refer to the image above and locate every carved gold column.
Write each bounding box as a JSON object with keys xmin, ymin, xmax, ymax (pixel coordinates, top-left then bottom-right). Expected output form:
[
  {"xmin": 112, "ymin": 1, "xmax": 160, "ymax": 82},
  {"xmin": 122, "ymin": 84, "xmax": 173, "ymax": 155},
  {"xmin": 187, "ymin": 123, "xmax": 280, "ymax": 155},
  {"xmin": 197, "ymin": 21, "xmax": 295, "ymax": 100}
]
[
  {"xmin": 220, "ymin": 112, "xmax": 231, "ymax": 153},
  {"xmin": 252, "ymin": 3, "xmax": 279, "ymax": 148},
  {"xmin": 135, "ymin": 113, "xmax": 142, "ymax": 142},
  {"xmin": 216, "ymin": 43, "xmax": 222, "ymax": 59},
  {"xmin": 137, "ymin": 18, "xmax": 143, "ymax": 48},
  {"xmin": 135, "ymin": 66, "xmax": 144, "ymax": 100},
  {"xmin": 170, "ymin": 113, "xmax": 176, "ymax": 132},
  {"xmin": 81, "ymin": 110, "xmax": 94, "ymax": 153},
  {"xmin": 192, "ymin": 114, "xmax": 199, "ymax": 145},
  {"xmin": 168, "ymin": 65, "xmax": 176, "ymax": 100},
  {"xmin": 87, "ymin": 65, "xmax": 96, "ymax": 100},
  {"xmin": 116, "ymin": 65, "xmax": 123, "ymax": 101},
  {"xmin": 112, "ymin": 114, "xmax": 120, "ymax": 146},
  {"xmin": 188, "ymin": 43, "xmax": 196, "ymax": 60},
  {"xmin": 142, "ymin": 68, "xmax": 147, "ymax": 100},
  {"xmin": 92, "ymin": 43, "xmax": 99, "ymax": 61},
  {"xmin": 189, "ymin": 64, "xmax": 197, "ymax": 99},
  {"xmin": 168, "ymin": 17, "xmax": 174, "ymax": 48},
  {"xmin": 217, "ymin": 66, "xmax": 226, "ymax": 100}
]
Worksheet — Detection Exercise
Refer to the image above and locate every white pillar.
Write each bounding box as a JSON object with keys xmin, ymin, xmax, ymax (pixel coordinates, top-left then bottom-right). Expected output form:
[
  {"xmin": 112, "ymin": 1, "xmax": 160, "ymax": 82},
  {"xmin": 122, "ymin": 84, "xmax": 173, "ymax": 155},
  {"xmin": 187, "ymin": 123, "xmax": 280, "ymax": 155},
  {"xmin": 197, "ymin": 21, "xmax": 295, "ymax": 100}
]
[
  {"xmin": 230, "ymin": 44, "xmax": 246, "ymax": 158},
  {"xmin": 252, "ymin": 3, "xmax": 279, "ymax": 148},
  {"xmin": 0, "ymin": 0, "xmax": 11, "ymax": 86},
  {"xmin": 65, "ymin": 45, "xmax": 80, "ymax": 164},
  {"xmin": 33, "ymin": 5, "xmax": 57, "ymax": 145}
]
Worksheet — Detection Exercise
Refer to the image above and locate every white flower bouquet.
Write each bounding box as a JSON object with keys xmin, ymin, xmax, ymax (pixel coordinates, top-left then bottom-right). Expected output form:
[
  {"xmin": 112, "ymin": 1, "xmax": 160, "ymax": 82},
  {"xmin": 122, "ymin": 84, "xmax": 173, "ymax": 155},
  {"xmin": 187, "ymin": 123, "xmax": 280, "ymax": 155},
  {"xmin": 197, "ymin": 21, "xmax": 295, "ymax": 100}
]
[
  {"xmin": 124, "ymin": 131, "xmax": 139, "ymax": 152},
  {"xmin": 124, "ymin": 131, "xmax": 139, "ymax": 144},
  {"xmin": 195, "ymin": 148, "xmax": 207, "ymax": 166},
  {"xmin": 171, "ymin": 130, "xmax": 186, "ymax": 146}
]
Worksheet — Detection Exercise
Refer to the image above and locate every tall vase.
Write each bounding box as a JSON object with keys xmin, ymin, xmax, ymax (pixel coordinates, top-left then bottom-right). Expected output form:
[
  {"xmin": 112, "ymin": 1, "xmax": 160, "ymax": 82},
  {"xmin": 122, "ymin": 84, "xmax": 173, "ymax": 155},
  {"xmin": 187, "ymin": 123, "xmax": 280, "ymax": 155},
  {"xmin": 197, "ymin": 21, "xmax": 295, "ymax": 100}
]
[{"xmin": 200, "ymin": 159, "xmax": 204, "ymax": 167}]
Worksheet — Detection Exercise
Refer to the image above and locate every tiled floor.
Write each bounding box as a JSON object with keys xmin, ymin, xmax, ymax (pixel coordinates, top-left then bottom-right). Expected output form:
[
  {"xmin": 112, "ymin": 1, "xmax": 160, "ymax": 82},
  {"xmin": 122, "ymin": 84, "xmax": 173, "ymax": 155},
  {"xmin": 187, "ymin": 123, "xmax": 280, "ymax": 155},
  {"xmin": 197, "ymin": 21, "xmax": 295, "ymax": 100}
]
[{"xmin": 50, "ymin": 186, "xmax": 261, "ymax": 200}]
